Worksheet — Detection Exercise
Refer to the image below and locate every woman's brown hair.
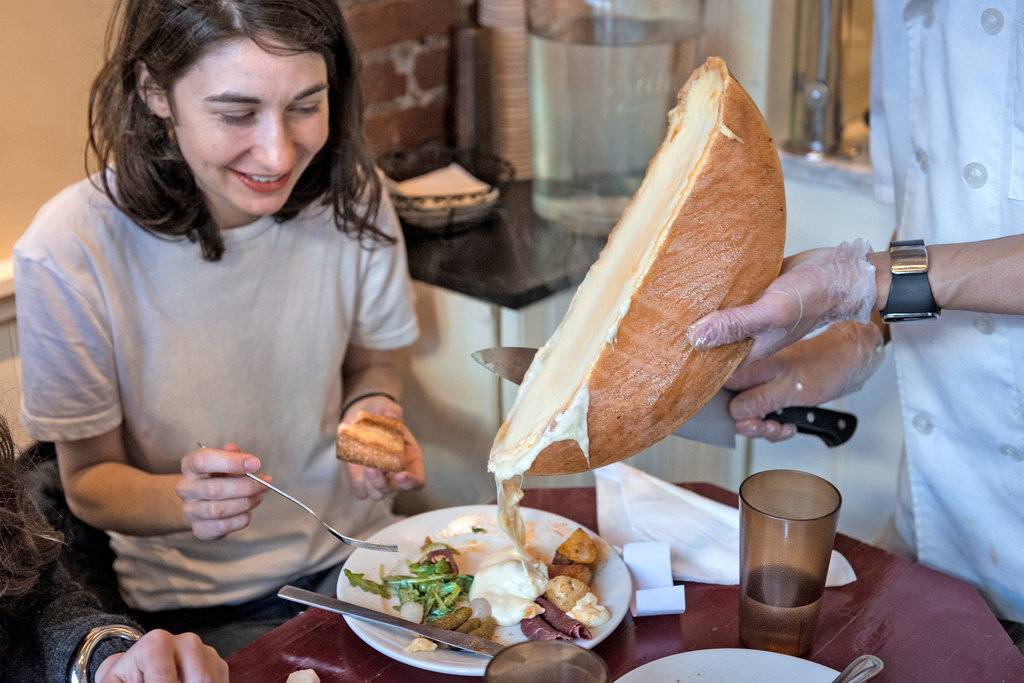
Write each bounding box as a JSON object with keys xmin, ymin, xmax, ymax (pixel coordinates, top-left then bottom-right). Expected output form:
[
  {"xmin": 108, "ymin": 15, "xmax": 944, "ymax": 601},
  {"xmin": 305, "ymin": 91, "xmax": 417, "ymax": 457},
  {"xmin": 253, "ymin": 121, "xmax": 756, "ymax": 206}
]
[
  {"xmin": 87, "ymin": 0, "xmax": 387, "ymax": 261},
  {"xmin": 0, "ymin": 420, "xmax": 61, "ymax": 651}
]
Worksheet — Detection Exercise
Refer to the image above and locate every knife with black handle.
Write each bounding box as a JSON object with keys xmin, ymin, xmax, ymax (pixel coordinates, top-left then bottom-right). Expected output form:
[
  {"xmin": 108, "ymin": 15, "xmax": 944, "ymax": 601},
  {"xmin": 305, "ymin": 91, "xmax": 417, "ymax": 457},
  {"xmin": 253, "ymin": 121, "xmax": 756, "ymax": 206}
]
[{"xmin": 471, "ymin": 346, "xmax": 858, "ymax": 449}]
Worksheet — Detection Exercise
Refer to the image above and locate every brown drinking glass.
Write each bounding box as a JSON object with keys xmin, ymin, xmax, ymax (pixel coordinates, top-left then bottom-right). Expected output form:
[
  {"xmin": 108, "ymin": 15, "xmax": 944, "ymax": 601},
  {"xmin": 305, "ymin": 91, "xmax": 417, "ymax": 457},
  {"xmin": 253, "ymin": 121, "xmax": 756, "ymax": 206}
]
[
  {"xmin": 739, "ymin": 469, "xmax": 842, "ymax": 656},
  {"xmin": 484, "ymin": 640, "xmax": 610, "ymax": 682}
]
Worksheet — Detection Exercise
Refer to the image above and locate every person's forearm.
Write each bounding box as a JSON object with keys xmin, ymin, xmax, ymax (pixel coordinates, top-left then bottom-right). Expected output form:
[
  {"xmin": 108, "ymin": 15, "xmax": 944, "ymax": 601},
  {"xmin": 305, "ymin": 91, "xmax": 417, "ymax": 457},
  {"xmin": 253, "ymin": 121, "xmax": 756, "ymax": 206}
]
[
  {"xmin": 868, "ymin": 235, "xmax": 1024, "ymax": 315},
  {"xmin": 65, "ymin": 462, "xmax": 187, "ymax": 535},
  {"xmin": 342, "ymin": 347, "xmax": 404, "ymax": 406}
]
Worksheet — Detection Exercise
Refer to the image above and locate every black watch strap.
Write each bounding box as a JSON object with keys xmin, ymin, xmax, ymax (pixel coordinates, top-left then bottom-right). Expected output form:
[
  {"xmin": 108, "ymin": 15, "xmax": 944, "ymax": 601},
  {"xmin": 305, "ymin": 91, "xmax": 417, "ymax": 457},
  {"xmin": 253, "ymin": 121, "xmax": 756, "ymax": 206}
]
[{"xmin": 881, "ymin": 239, "xmax": 940, "ymax": 322}]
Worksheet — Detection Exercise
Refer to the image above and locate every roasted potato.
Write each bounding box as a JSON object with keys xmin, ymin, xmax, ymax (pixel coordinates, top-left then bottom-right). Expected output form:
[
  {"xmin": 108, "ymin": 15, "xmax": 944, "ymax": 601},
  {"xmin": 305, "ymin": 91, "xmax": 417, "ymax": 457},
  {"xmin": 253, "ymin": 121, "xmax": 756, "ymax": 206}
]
[
  {"xmin": 545, "ymin": 574, "xmax": 590, "ymax": 613},
  {"xmin": 547, "ymin": 562, "xmax": 592, "ymax": 585},
  {"xmin": 556, "ymin": 528, "xmax": 598, "ymax": 565}
]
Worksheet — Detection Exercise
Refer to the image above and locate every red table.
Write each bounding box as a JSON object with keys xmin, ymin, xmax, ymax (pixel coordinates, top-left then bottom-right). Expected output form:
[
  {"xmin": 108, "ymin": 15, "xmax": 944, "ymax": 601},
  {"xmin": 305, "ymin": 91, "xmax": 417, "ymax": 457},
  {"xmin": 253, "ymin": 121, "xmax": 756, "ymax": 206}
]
[{"xmin": 227, "ymin": 484, "xmax": 1024, "ymax": 682}]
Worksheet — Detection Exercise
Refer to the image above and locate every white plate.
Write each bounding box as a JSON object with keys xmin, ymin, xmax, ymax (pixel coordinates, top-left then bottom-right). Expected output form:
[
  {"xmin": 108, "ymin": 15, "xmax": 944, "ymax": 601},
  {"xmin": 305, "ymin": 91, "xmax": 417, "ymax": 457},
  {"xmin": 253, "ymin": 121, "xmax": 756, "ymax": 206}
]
[
  {"xmin": 337, "ymin": 504, "xmax": 631, "ymax": 677},
  {"xmin": 615, "ymin": 649, "xmax": 840, "ymax": 683}
]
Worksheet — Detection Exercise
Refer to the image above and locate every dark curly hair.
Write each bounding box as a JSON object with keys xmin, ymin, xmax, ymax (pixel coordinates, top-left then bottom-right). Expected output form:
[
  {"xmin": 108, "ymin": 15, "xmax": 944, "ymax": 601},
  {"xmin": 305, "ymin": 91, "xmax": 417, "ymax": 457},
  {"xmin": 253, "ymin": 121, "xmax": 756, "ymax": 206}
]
[
  {"xmin": 87, "ymin": 0, "xmax": 388, "ymax": 261},
  {"xmin": 0, "ymin": 420, "xmax": 62, "ymax": 657}
]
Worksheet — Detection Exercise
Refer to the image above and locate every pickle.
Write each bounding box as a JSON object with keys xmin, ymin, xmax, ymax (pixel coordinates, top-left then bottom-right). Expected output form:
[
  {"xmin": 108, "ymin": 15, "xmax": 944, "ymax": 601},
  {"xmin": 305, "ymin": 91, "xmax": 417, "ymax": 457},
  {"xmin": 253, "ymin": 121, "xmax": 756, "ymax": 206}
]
[
  {"xmin": 468, "ymin": 616, "xmax": 497, "ymax": 639},
  {"xmin": 456, "ymin": 618, "xmax": 481, "ymax": 633},
  {"xmin": 427, "ymin": 606, "xmax": 471, "ymax": 631}
]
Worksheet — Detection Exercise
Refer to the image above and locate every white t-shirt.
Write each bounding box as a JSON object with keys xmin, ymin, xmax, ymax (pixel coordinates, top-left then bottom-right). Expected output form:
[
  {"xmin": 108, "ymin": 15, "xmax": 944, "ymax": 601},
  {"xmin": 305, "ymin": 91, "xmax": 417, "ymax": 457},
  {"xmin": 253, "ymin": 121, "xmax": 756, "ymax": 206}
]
[{"xmin": 14, "ymin": 177, "xmax": 419, "ymax": 611}]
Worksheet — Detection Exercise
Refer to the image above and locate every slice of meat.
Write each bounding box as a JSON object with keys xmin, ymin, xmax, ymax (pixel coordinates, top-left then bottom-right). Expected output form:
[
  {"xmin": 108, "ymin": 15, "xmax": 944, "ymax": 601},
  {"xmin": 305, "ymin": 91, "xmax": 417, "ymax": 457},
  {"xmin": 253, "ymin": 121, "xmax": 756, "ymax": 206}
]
[
  {"xmin": 426, "ymin": 548, "xmax": 459, "ymax": 575},
  {"xmin": 535, "ymin": 597, "xmax": 592, "ymax": 640},
  {"xmin": 520, "ymin": 615, "xmax": 570, "ymax": 641}
]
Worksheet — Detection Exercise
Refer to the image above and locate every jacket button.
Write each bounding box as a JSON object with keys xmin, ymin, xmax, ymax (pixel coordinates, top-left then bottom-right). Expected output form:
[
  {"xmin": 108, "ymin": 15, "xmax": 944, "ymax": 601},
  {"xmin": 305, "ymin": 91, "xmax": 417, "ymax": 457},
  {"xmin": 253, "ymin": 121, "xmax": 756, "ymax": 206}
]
[
  {"xmin": 1000, "ymin": 444, "xmax": 1023, "ymax": 462},
  {"xmin": 972, "ymin": 313, "xmax": 996, "ymax": 335},
  {"xmin": 963, "ymin": 162, "xmax": 988, "ymax": 188},
  {"xmin": 912, "ymin": 413, "xmax": 934, "ymax": 434},
  {"xmin": 981, "ymin": 8, "xmax": 1004, "ymax": 35}
]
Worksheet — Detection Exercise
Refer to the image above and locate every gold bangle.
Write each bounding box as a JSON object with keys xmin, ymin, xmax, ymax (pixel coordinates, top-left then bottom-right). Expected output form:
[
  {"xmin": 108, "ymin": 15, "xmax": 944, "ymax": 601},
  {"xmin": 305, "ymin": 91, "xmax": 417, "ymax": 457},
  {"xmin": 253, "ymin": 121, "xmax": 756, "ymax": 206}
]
[{"xmin": 68, "ymin": 624, "xmax": 144, "ymax": 683}]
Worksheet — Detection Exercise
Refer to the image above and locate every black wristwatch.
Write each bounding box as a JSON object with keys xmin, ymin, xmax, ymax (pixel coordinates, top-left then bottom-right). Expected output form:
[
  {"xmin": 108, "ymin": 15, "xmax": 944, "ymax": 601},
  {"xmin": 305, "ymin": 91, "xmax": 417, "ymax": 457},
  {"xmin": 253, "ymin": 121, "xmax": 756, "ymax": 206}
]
[{"xmin": 880, "ymin": 239, "xmax": 940, "ymax": 322}]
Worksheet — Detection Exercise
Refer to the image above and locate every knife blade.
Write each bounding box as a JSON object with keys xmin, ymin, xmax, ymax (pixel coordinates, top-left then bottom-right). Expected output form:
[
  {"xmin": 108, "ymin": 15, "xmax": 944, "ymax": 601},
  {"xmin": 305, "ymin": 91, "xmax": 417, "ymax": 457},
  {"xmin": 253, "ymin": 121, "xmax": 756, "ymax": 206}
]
[
  {"xmin": 277, "ymin": 585, "xmax": 504, "ymax": 657},
  {"xmin": 471, "ymin": 346, "xmax": 857, "ymax": 448}
]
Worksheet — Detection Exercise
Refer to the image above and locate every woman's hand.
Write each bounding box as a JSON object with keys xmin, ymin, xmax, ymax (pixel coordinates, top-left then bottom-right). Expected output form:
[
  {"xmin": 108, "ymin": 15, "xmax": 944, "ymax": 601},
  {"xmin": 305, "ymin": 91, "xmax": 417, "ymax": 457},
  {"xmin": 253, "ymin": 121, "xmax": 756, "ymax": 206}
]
[
  {"xmin": 725, "ymin": 321, "xmax": 885, "ymax": 441},
  {"xmin": 342, "ymin": 396, "xmax": 426, "ymax": 500},
  {"xmin": 688, "ymin": 240, "xmax": 878, "ymax": 364},
  {"xmin": 177, "ymin": 444, "xmax": 268, "ymax": 540},
  {"xmin": 94, "ymin": 629, "xmax": 228, "ymax": 682}
]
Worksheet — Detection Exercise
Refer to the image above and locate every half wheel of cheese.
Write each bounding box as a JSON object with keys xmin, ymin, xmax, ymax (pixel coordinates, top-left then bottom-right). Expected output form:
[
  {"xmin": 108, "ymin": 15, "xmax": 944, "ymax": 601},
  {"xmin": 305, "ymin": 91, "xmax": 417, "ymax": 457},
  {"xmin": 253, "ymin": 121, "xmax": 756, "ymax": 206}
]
[{"xmin": 489, "ymin": 57, "xmax": 786, "ymax": 478}]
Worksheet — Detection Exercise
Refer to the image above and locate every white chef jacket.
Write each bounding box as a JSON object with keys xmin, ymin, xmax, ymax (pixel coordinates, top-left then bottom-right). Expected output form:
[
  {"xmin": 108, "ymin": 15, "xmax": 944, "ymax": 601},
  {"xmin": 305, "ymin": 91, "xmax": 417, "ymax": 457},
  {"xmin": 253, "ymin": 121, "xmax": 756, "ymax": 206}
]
[{"xmin": 871, "ymin": 0, "xmax": 1024, "ymax": 622}]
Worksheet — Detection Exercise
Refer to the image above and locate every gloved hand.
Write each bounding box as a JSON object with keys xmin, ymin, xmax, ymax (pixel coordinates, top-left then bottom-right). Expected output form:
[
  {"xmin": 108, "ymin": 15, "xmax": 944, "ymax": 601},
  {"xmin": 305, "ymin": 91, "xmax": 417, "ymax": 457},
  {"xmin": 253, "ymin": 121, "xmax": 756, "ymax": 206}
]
[
  {"xmin": 725, "ymin": 321, "xmax": 885, "ymax": 441},
  {"xmin": 688, "ymin": 240, "xmax": 878, "ymax": 364}
]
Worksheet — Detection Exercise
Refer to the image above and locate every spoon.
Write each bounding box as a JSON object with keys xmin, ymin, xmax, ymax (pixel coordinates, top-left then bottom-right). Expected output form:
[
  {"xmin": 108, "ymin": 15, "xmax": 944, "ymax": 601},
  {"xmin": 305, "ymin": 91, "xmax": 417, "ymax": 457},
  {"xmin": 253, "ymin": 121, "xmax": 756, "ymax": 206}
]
[
  {"xmin": 831, "ymin": 654, "xmax": 884, "ymax": 683},
  {"xmin": 195, "ymin": 443, "xmax": 397, "ymax": 552}
]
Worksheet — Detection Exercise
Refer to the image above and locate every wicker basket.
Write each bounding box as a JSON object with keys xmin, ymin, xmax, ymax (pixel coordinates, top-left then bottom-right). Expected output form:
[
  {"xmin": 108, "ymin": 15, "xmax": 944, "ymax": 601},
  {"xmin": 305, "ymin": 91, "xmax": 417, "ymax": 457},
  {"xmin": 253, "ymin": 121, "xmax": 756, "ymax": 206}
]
[{"xmin": 379, "ymin": 146, "xmax": 515, "ymax": 234}]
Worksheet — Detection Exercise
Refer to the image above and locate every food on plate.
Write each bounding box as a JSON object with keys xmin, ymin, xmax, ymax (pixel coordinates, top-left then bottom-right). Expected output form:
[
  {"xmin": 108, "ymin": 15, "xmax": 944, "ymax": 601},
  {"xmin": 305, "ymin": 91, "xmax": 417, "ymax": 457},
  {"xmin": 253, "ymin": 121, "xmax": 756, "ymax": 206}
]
[
  {"xmin": 556, "ymin": 528, "xmax": 598, "ymax": 564},
  {"xmin": 535, "ymin": 596, "xmax": 592, "ymax": 639},
  {"xmin": 404, "ymin": 637, "xmax": 437, "ymax": 653},
  {"xmin": 346, "ymin": 525, "xmax": 608, "ymax": 646},
  {"xmin": 286, "ymin": 669, "xmax": 321, "ymax": 683},
  {"xmin": 468, "ymin": 548, "xmax": 547, "ymax": 626},
  {"xmin": 566, "ymin": 591, "xmax": 611, "ymax": 628},
  {"xmin": 456, "ymin": 617, "xmax": 481, "ymax": 633},
  {"xmin": 336, "ymin": 410, "xmax": 405, "ymax": 472},
  {"xmin": 520, "ymin": 614, "xmax": 569, "ymax": 641},
  {"xmin": 344, "ymin": 537, "xmax": 473, "ymax": 624},
  {"xmin": 545, "ymin": 575, "xmax": 590, "ymax": 613},
  {"xmin": 488, "ymin": 57, "xmax": 786, "ymax": 479},
  {"xmin": 427, "ymin": 605, "xmax": 472, "ymax": 630},
  {"xmin": 547, "ymin": 563, "xmax": 592, "ymax": 585},
  {"xmin": 468, "ymin": 616, "xmax": 497, "ymax": 639}
]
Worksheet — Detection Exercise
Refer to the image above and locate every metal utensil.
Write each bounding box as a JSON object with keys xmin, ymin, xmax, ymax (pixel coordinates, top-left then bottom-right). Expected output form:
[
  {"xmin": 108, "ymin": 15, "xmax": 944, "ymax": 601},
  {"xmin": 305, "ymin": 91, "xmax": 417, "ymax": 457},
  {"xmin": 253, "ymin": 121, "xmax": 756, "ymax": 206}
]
[
  {"xmin": 244, "ymin": 472, "xmax": 398, "ymax": 552},
  {"xmin": 831, "ymin": 654, "xmax": 884, "ymax": 683},
  {"xmin": 195, "ymin": 443, "xmax": 397, "ymax": 552},
  {"xmin": 278, "ymin": 585, "xmax": 504, "ymax": 656},
  {"xmin": 471, "ymin": 347, "xmax": 858, "ymax": 448}
]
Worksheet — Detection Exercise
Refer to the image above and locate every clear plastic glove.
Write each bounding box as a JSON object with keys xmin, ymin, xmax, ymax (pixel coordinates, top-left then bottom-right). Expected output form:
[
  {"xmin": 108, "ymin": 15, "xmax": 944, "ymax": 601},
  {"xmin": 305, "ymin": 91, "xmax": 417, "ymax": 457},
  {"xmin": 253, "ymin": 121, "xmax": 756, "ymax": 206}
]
[
  {"xmin": 342, "ymin": 396, "xmax": 426, "ymax": 501},
  {"xmin": 725, "ymin": 321, "xmax": 885, "ymax": 442},
  {"xmin": 688, "ymin": 240, "xmax": 877, "ymax": 364}
]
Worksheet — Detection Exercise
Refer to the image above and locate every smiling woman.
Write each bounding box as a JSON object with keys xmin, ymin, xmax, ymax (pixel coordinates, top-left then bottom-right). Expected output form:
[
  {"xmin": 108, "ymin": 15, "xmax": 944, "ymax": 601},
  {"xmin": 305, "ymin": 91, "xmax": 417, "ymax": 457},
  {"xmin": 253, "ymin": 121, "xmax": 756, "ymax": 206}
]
[
  {"xmin": 12, "ymin": 0, "xmax": 423, "ymax": 659},
  {"xmin": 87, "ymin": 0, "xmax": 388, "ymax": 260}
]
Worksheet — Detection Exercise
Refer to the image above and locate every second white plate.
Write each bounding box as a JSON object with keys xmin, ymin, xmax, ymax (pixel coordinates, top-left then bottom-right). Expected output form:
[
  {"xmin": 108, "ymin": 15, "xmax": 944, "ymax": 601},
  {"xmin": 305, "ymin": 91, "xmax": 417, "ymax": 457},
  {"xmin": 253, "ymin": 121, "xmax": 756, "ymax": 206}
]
[{"xmin": 615, "ymin": 649, "xmax": 840, "ymax": 682}]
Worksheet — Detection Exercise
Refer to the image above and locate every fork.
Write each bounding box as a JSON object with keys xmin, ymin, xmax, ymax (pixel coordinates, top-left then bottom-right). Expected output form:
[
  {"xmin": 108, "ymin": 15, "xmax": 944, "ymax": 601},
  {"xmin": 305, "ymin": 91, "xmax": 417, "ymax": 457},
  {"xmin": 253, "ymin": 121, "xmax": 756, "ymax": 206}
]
[
  {"xmin": 195, "ymin": 443, "xmax": 397, "ymax": 552},
  {"xmin": 243, "ymin": 473, "xmax": 398, "ymax": 552}
]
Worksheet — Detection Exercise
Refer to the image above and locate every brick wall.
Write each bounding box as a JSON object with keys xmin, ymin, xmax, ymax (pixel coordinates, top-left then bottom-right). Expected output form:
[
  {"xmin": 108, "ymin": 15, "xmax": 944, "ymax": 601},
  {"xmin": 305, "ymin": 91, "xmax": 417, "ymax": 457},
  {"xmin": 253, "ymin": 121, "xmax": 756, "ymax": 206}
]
[{"xmin": 342, "ymin": 0, "xmax": 473, "ymax": 155}]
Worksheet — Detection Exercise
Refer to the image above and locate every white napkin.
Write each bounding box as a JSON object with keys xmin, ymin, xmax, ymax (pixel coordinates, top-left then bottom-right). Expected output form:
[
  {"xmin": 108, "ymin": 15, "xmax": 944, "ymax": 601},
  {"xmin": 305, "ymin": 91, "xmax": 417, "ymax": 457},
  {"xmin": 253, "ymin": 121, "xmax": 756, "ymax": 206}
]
[
  {"xmin": 595, "ymin": 463, "xmax": 856, "ymax": 587},
  {"xmin": 392, "ymin": 163, "xmax": 490, "ymax": 197}
]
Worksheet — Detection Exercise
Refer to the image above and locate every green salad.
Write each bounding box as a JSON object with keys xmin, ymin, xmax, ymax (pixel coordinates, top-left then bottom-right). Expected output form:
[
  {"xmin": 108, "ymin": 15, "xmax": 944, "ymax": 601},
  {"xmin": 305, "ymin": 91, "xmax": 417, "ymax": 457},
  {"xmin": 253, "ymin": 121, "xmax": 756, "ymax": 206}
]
[{"xmin": 344, "ymin": 537, "xmax": 473, "ymax": 622}]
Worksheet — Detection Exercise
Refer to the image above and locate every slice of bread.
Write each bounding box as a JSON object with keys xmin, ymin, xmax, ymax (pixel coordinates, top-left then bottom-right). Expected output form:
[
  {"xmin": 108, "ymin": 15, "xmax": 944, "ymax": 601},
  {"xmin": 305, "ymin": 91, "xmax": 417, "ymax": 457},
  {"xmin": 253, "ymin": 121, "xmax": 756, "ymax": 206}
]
[{"xmin": 336, "ymin": 411, "xmax": 405, "ymax": 472}]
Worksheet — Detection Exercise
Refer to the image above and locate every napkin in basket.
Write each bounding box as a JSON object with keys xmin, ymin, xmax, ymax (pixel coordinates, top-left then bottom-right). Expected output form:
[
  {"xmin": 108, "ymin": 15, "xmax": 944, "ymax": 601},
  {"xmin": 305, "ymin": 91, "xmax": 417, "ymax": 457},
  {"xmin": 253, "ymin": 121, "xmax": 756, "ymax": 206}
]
[{"xmin": 594, "ymin": 463, "xmax": 856, "ymax": 587}]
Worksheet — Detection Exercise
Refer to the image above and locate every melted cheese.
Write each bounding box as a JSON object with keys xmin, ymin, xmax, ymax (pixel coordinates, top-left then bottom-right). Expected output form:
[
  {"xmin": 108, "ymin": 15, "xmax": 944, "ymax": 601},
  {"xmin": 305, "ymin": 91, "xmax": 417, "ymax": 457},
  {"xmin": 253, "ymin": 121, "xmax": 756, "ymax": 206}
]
[
  {"xmin": 468, "ymin": 547, "xmax": 548, "ymax": 626},
  {"xmin": 567, "ymin": 592, "xmax": 611, "ymax": 627}
]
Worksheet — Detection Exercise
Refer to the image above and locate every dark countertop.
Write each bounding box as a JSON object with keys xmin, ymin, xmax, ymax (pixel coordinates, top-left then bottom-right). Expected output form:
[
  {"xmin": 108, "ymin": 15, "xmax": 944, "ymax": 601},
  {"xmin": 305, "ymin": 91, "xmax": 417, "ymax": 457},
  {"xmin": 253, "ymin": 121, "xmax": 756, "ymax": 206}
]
[{"xmin": 403, "ymin": 181, "xmax": 608, "ymax": 309}]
